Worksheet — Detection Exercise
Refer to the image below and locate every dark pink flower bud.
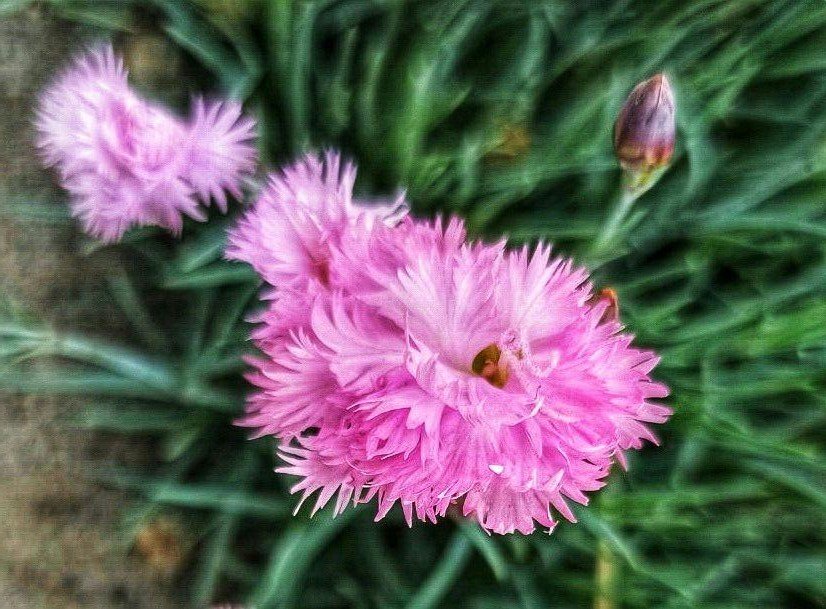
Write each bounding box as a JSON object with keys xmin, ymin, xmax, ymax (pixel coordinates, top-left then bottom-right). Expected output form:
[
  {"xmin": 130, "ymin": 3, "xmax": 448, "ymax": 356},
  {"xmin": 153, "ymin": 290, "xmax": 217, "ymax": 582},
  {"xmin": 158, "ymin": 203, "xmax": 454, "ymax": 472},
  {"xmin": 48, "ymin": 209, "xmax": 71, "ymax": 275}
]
[{"xmin": 614, "ymin": 74, "xmax": 675, "ymax": 172}]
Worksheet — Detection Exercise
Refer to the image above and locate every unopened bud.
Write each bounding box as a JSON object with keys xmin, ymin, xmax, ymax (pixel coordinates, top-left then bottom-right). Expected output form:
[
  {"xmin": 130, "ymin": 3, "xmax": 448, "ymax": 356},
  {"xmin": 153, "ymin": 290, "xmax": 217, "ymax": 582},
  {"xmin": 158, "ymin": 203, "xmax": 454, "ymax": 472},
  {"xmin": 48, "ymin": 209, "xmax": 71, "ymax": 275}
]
[{"xmin": 614, "ymin": 74, "xmax": 675, "ymax": 174}]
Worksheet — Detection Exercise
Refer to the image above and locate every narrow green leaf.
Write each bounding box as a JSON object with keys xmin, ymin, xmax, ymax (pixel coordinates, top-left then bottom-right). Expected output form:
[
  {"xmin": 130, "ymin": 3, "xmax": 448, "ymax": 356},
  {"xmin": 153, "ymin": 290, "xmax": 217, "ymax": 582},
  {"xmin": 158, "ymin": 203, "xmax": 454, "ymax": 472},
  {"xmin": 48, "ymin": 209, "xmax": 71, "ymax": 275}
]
[
  {"xmin": 405, "ymin": 532, "xmax": 472, "ymax": 609},
  {"xmin": 250, "ymin": 508, "xmax": 361, "ymax": 609},
  {"xmin": 457, "ymin": 519, "xmax": 508, "ymax": 582}
]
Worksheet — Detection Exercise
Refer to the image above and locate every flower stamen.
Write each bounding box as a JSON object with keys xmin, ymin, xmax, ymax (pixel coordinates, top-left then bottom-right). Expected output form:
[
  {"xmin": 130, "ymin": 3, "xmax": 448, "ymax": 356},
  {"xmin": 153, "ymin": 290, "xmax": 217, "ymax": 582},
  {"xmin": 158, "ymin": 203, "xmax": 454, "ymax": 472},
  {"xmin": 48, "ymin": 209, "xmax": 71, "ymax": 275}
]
[{"xmin": 472, "ymin": 344, "xmax": 509, "ymax": 388}]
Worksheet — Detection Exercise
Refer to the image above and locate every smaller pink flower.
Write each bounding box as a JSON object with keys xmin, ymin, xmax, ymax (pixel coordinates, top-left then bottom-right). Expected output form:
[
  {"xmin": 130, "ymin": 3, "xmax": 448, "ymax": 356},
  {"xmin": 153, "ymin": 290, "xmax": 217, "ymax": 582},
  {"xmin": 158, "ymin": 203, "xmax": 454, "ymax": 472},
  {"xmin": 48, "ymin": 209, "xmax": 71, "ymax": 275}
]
[{"xmin": 36, "ymin": 44, "xmax": 257, "ymax": 242}]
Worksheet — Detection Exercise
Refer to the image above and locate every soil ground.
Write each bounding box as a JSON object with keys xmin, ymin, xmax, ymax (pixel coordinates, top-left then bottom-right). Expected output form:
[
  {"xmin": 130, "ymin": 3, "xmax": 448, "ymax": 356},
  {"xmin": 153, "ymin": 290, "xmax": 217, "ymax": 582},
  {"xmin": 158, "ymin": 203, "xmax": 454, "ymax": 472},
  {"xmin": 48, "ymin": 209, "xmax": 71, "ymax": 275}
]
[{"xmin": 0, "ymin": 7, "xmax": 180, "ymax": 608}]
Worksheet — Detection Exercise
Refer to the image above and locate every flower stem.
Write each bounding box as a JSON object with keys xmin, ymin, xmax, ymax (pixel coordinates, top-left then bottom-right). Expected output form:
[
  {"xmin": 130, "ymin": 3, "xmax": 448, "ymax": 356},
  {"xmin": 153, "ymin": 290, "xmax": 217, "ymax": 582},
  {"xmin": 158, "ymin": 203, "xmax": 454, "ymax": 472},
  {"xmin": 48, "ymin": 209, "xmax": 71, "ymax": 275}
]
[
  {"xmin": 590, "ymin": 165, "xmax": 667, "ymax": 263},
  {"xmin": 594, "ymin": 539, "xmax": 617, "ymax": 609},
  {"xmin": 591, "ymin": 188, "xmax": 638, "ymax": 258}
]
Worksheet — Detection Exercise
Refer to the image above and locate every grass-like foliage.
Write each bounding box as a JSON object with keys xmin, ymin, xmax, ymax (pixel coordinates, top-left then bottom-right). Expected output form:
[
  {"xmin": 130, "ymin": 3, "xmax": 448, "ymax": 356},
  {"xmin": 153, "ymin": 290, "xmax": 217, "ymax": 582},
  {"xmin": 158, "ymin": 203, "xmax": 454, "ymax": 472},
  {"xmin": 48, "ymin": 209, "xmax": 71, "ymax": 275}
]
[{"xmin": 2, "ymin": 0, "xmax": 825, "ymax": 607}]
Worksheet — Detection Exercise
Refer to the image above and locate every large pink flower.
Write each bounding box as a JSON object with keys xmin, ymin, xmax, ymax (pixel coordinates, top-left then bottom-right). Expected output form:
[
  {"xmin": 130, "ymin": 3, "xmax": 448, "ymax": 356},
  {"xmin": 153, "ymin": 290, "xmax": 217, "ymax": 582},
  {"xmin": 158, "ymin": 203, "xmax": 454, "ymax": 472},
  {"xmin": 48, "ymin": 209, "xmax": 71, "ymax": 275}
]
[
  {"xmin": 36, "ymin": 45, "xmax": 257, "ymax": 242},
  {"xmin": 229, "ymin": 152, "xmax": 670, "ymax": 534}
]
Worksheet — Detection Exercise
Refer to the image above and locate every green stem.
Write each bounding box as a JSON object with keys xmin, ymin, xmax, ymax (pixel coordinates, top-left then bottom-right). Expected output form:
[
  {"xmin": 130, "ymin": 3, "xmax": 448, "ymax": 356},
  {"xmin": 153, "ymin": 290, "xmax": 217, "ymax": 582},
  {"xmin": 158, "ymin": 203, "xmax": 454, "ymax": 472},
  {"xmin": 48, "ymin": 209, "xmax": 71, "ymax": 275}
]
[
  {"xmin": 590, "ymin": 188, "xmax": 639, "ymax": 260},
  {"xmin": 589, "ymin": 165, "xmax": 669, "ymax": 263},
  {"xmin": 593, "ymin": 539, "xmax": 617, "ymax": 609}
]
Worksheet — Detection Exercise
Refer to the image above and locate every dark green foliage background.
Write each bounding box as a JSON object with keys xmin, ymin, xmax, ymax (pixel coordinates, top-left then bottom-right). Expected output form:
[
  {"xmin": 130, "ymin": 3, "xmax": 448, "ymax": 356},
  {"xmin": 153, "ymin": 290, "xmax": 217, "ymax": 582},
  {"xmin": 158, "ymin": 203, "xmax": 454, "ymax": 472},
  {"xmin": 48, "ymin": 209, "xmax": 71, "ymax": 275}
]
[{"xmin": 1, "ymin": 0, "xmax": 825, "ymax": 607}]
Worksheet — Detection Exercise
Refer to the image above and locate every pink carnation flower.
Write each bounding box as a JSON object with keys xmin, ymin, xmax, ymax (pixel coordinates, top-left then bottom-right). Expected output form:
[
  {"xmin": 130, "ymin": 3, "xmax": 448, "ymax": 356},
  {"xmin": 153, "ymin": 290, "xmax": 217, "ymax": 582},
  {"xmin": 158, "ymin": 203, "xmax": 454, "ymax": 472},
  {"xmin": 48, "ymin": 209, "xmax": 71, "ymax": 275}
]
[
  {"xmin": 228, "ymin": 152, "xmax": 670, "ymax": 534},
  {"xmin": 36, "ymin": 45, "xmax": 257, "ymax": 242}
]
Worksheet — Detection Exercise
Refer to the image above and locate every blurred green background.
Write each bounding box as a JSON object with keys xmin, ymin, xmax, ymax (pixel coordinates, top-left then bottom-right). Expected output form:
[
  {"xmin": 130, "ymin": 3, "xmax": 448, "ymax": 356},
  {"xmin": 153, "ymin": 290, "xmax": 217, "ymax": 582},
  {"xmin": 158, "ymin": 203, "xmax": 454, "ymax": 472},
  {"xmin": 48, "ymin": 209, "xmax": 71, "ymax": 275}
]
[{"xmin": 1, "ymin": 0, "xmax": 825, "ymax": 608}]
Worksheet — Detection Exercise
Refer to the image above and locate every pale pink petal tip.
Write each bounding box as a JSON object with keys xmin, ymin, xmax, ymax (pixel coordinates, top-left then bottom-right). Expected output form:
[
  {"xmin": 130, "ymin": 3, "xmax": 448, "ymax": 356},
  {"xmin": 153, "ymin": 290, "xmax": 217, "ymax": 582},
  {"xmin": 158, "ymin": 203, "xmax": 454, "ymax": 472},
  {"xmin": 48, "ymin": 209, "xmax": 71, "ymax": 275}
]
[
  {"xmin": 185, "ymin": 98, "xmax": 258, "ymax": 213},
  {"xmin": 231, "ymin": 150, "xmax": 670, "ymax": 534},
  {"xmin": 36, "ymin": 44, "xmax": 258, "ymax": 242}
]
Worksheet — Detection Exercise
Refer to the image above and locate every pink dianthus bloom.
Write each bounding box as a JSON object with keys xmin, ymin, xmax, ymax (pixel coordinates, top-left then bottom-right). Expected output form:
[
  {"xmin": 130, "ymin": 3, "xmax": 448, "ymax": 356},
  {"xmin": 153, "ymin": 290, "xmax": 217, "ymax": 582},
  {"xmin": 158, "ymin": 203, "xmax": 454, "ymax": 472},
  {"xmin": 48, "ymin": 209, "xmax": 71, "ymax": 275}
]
[
  {"xmin": 228, "ymin": 152, "xmax": 670, "ymax": 535},
  {"xmin": 36, "ymin": 45, "xmax": 257, "ymax": 242}
]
